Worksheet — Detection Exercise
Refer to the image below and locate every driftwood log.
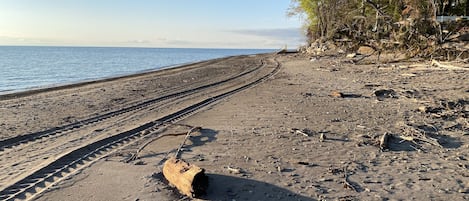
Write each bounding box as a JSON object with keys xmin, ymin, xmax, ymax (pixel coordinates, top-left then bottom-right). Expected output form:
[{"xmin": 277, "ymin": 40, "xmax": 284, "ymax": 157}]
[{"xmin": 162, "ymin": 157, "xmax": 208, "ymax": 198}]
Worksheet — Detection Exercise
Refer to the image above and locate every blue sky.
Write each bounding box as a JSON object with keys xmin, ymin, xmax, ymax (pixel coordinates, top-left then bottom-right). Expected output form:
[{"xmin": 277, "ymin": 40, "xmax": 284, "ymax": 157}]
[{"xmin": 0, "ymin": 0, "xmax": 304, "ymax": 48}]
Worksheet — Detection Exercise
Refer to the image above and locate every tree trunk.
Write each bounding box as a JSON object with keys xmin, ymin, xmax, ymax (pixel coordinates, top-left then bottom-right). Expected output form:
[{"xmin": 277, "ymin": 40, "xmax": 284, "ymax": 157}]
[{"xmin": 466, "ymin": 0, "xmax": 469, "ymax": 15}]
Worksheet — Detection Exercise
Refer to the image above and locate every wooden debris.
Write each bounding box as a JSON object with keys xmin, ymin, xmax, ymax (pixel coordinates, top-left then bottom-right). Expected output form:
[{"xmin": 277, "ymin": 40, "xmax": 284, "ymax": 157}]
[
  {"xmin": 396, "ymin": 135, "xmax": 415, "ymax": 143},
  {"xmin": 226, "ymin": 166, "xmax": 243, "ymax": 174},
  {"xmin": 401, "ymin": 73, "xmax": 417, "ymax": 77},
  {"xmin": 379, "ymin": 133, "xmax": 390, "ymax": 150},
  {"xmin": 418, "ymin": 106, "xmax": 428, "ymax": 113},
  {"xmin": 330, "ymin": 91, "xmax": 344, "ymax": 98},
  {"xmin": 346, "ymin": 53, "xmax": 357, "ymax": 58},
  {"xmin": 296, "ymin": 130, "xmax": 309, "ymax": 137},
  {"xmin": 126, "ymin": 131, "xmax": 185, "ymax": 163},
  {"xmin": 125, "ymin": 126, "xmax": 201, "ymax": 163},
  {"xmin": 343, "ymin": 166, "xmax": 358, "ymax": 192},
  {"xmin": 320, "ymin": 133, "xmax": 326, "ymax": 142},
  {"xmin": 291, "ymin": 128, "xmax": 314, "ymax": 137},
  {"xmin": 162, "ymin": 157, "xmax": 208, "ymax": 198},
  {"xmin": 431, "ymin": 60, "xmax": 469, "ymax": 71},
  {"xmin": 174, "ymin": 127, "xmax": 202, "ymax": 158}
]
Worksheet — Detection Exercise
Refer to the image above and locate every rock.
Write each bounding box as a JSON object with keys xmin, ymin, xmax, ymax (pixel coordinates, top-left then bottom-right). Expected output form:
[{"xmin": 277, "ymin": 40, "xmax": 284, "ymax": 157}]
[
  {"xmin": 357, "ymin": 46, "xmax": 375, "ymax": 55},
  {"xmin": 374, "ymin": 89, "xmax": 398, "ymax": 100}
]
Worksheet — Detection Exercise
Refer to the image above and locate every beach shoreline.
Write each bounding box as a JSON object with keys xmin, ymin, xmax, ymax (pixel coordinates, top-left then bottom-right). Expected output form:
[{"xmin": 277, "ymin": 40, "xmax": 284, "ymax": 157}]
[
  {"xmin": 0, "ymin": 53, "xmax": 272, "ymax": 100},
  {"xmin": 1, "ymin": 53, "xmax": 468, "ymax": 200}
]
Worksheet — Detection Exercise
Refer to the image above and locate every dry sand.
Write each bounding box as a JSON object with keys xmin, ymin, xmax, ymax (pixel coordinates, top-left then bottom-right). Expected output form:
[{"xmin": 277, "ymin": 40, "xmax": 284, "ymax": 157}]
[{"xmin": 1, "ymin": 53, "xmax": 468, "ymax": 201}]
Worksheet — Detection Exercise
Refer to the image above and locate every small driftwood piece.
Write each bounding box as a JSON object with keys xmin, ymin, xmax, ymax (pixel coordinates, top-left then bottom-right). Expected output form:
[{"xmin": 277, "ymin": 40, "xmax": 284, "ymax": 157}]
[
  {"xmin": 225, "ymin": 166, "xmax": 243, "ymax": 174},
  {"xmin": 175, "ymin": 126, "xmax": 201, "ymax": 158},
  {"xmin": 291, "ymin": 128, "xmax": 312, "ymax": 137},
  {"xmin": 431, "ymin": 60, "xmax": 469, "ymax": 71},
  {"xmin": 163, "ymin": 157, "xmax": 208, "ymax": 198},
  {"xmin": 379, "ymin": 133, "xmax": 390, "ymax": 150},
  {"xmin": 320, "ymin": 133, "xmax": 326, "ymax": 142},
  {"xmin": 343, "ymin": 166, "xmax": 358, "ymax": 192},
  {"xmin": 296, "ymin": 130, "xmax": 309, "ymax": 137},
  {"xmin": 395, "ymin": 135, "xmax": 423, "ymax": 151}
]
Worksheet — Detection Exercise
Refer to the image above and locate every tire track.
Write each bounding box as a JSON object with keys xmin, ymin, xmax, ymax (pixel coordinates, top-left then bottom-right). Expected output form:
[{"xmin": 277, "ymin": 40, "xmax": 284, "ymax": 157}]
[
  {"xmin": 0, "ymin": 57, "xmax": 265, "ymax": 151},
  {"xmin": 0, "ymin": 56, "xmax": 280, "ymax": 201}
]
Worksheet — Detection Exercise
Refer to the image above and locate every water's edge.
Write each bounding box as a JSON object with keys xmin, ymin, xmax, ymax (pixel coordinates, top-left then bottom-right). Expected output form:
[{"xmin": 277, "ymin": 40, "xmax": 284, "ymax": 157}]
[{"xmin": 0, "ymin": 53, "xmax": 271, "ymax": 100}]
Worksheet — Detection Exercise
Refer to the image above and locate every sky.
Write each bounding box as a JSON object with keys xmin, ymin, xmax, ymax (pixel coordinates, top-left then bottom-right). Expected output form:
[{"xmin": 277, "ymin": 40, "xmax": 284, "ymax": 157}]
[{"xmin": 0, "ymin": 0, "xmax": 305, "ymax": 49}]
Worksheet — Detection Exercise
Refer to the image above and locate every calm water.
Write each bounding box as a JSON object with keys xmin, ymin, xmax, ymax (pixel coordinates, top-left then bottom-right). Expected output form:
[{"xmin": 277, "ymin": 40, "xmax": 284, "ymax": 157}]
[{"xmin": 0, "ymin": 46, "xmax": 273, "ymax": 93}]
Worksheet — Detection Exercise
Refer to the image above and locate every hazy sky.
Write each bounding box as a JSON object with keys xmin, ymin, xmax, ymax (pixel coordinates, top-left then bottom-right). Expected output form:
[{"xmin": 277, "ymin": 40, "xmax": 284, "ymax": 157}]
[{"xmin": 0, "ymin": 0, "xmax": 304, "ymax": 49}]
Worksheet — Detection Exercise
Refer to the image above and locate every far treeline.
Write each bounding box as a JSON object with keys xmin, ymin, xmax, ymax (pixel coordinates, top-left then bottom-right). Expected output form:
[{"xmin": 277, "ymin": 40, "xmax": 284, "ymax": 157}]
[{"xmin": 289, "ymin": 0, "xmax": 469, "ymax": 59}]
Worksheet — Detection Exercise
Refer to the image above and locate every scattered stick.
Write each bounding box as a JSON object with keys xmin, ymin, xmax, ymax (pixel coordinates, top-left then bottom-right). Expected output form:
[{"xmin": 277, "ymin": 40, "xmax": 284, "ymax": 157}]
[
  {"xmin": 379, "ymin": 133, "xmax": 390, "ymax": 150},
  {"xmin": 125, "ymin": 126, "xmax": 201, "ymax": 163},
  {"xmin": 175, "ymin": 126, "xmax": 202, "ymax": 158},
  {"xmin": 291, "ymin": 128, "xmax": 314, "ymax": 137},
  {"xmin": 125, "ymin": 131, "xmax": 185, "ymax": 163},
  {"xmin": 296, "ymin": 130, "xmax": 309, "ymax": 137},
  {"xmin": 225, "ymin": 166, "xmax": 243, "ymax": 174},
  {"xmin": 320, "ymin": 133, "xmax": 326, "ymax": 142},
  {"xmin": 403, "ymin": 124, "xmax": 443, "ymax": 148},
  {"xmin": 343, "ymin": 166, "xmax": 358, "ymax": 192},
  {"xmin": 396, "ymin": 135, "xmax": 416, "ymax": 143}
]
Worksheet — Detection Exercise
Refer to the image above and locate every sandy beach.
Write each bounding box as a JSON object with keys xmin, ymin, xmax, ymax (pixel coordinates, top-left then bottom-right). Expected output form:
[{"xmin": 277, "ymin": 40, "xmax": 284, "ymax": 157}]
[{"xmin": 1, "ymin": 53, "xmax": 468, "ymax": 201}]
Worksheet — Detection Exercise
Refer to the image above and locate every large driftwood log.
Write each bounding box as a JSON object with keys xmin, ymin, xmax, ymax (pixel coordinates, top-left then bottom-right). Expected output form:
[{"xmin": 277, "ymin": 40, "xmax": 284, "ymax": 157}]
[{"xmin": 162, "ymin": 157, "xmax": 208, "ymax": 198}]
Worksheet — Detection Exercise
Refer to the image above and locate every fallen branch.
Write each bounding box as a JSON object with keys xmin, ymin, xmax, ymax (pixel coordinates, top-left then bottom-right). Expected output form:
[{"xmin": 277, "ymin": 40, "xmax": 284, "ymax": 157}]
[
  {"xmin": 125, "ymin": 126, "xmax": 201, "ymax": 163},
  {"xmin": 125, "ymin": 132, "xmax": 184, "ymax": 163},
  {"xmin": 175, "ymin": 126, "xmax": 202, "ymax": 158}
]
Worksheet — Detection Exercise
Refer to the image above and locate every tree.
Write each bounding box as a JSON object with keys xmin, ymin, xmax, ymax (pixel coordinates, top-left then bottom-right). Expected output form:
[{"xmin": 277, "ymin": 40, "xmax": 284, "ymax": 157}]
[{"xmin": 290, "ymin": 0, "xmax": 447, "ymax": 57}]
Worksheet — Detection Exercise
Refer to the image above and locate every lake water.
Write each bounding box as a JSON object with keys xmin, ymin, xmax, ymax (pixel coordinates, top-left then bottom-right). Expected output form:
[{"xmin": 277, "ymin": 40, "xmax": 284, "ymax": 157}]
[{"xmin": 0, "ymin": 46, "xmax": 273, "ymax": 93}]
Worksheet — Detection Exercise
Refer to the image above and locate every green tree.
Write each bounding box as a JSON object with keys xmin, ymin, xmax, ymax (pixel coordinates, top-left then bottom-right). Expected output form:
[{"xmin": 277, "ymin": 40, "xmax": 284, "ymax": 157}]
[{"xmin": 290, "ymin": 0, "xmax": 447, "ymax": 57}]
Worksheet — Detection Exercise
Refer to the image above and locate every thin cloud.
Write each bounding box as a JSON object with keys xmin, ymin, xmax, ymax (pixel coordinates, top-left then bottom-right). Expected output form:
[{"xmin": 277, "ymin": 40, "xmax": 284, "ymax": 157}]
[
  {"xmin": 230, "ymin": 28, "xmax": 304, "ymax": 41},
  {"xmin": 126, "ymin": 39, "xmax": 152, "ymax": 44}
]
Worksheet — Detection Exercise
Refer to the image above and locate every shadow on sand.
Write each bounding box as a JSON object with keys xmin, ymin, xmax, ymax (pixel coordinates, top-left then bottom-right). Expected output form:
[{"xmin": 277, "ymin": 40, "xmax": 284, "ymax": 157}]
[
  {"xmin": 153, "ymin": 172, "xmax": 315, "ymax": 201},
  {"xmin": 202, "ymin": 174, "xmax": 315, "ymax": 201}
]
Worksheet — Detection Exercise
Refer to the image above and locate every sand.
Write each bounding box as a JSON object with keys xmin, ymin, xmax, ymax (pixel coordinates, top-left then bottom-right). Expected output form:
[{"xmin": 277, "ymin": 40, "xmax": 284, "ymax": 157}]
[{"xmin": 1, "ymin": 53, "xmax": 468, "ymax": 201}]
